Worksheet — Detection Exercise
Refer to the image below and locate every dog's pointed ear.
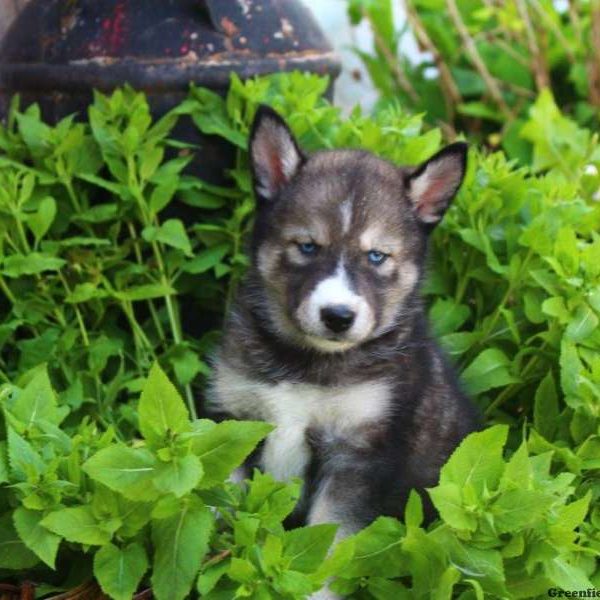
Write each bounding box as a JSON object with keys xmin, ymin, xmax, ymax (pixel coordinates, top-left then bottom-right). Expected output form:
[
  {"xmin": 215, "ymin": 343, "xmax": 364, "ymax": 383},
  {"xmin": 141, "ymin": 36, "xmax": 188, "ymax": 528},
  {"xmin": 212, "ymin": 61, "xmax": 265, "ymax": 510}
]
[
  {"xmin": 405, "ymin": 142, "xmax": 467, "ymax": 227},
  {"xmin": 249, "ymin": 105, "xmax": 304, "ymax": 201}
]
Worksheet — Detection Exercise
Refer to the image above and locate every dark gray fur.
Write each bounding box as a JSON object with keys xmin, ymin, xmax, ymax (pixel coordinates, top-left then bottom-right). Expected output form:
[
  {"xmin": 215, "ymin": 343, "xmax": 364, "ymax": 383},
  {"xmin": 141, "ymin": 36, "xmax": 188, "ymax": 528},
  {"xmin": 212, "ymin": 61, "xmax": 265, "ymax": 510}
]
[{"xmin": 209, "ymin": 105, "xmax": 479, "ymax": 529}]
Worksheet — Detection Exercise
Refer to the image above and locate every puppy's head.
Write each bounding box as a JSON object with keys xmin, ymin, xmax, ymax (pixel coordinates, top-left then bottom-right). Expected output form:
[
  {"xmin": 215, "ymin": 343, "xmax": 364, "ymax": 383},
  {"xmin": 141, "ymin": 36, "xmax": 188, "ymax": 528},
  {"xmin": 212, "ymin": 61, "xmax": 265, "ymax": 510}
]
[{"xmin": 249, "ymin": 105, "xmax": 467, "ymax": 353}]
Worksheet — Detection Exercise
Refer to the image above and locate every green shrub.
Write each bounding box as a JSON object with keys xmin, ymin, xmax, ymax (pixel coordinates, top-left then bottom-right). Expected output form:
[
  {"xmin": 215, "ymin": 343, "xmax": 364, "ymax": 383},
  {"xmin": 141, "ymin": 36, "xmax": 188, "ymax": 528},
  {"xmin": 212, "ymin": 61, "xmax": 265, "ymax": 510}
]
[
  {"xmin": 0, "ymin": 73, "xmax": 598, "ymax": 597},
  {"xmin": 346, "ymin": 0, "xmax": 600, "ymax": 164}
]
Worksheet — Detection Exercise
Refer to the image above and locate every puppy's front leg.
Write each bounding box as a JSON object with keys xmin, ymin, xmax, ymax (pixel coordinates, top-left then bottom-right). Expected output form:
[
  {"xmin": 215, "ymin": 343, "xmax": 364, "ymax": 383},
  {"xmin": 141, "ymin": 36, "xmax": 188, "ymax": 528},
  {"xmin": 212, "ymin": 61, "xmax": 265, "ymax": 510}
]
[
  {"xmin": 307, "ymin": 472, "xmax": 368, "ymax": 600},
  {"xmin": 308, "ymin": 475, "xmax": 360, "ymax": 540}
]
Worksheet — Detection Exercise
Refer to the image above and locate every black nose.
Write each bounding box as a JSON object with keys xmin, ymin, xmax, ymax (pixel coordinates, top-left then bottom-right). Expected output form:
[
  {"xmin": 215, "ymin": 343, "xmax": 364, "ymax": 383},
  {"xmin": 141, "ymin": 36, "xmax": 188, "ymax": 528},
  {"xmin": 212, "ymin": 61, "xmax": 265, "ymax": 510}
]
[{"xmin": 320, "ymin": 305, "xmax": 356, "ymax": 333}]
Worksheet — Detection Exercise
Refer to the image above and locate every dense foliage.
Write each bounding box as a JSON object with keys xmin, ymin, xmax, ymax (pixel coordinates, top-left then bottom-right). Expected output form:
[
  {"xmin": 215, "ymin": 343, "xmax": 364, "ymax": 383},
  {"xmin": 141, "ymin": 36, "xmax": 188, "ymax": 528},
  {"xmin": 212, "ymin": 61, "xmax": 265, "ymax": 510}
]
[
  {"xmin": 0, "ymin": 73, "xmax": 598, "ymax": 598},
  {"xmin": 347, "ymin": 0, "xmax": 600, "ymax": 163}
]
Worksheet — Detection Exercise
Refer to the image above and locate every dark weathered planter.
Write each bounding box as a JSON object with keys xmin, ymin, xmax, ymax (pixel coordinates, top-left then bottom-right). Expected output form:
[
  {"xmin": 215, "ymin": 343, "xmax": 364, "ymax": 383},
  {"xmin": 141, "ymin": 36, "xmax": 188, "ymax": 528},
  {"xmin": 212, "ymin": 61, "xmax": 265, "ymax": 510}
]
[{"xmin": 0, "ymin": 0, "xmax": 339, "ymax": 181}]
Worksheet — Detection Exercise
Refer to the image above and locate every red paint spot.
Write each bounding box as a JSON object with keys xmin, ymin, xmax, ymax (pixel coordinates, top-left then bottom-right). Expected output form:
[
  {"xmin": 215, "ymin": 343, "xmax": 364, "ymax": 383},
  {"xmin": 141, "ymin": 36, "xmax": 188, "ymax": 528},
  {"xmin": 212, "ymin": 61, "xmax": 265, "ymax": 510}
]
[
  {"xmin": 108, "ymin": 4, "xmax": 126, "ymax": 54},
  {"xmin": 98, "ymin": 3, "xmax": 127, "ymax": 55}
]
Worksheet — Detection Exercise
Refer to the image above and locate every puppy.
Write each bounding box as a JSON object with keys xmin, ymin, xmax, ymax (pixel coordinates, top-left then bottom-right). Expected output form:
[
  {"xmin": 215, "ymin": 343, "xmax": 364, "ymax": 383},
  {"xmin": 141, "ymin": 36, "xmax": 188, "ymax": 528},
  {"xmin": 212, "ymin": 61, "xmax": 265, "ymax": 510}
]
[{"xmin": 209, "ymin": 105, "xmax": 479, "ymax": 541}]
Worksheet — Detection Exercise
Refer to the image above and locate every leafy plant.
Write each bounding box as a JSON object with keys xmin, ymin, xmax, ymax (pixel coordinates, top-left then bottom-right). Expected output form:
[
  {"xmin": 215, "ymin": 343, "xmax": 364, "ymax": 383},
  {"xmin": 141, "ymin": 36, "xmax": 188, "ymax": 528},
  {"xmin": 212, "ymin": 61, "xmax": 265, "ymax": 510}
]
[
  {"xmin": 346, "ymin": 0, "xmax": 600, "ymax": 164},
  {"xmin": 0, "ymin": 362, "xmax": 344, "ymax": 599},
  {"xmin": 0, "ymin": 73, "xmax": 598, "ymax": 597},
  {"xmin": 1, "ymin": 368, "xmax": 595, "ymax": 598},
  {"xmin": 0, "ymin": 87, "xmax": 246, "ymax": 431}
]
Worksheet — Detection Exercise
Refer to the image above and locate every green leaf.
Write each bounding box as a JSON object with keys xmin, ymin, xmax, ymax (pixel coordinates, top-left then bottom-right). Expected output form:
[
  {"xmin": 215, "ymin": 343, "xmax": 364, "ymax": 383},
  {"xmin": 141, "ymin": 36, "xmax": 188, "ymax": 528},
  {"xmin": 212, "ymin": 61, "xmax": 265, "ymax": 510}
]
[
  {"xmin": 182, "ymin": 243, "xmax": 230, "ymax": 275},
  {"xmin": 367, "ymin": 578, "xmax": 411, "ymax": 600},
  {"xmin": 283, "ymin": 524, "xmax": 337, "ymax": 572},
  {"xmin": 15, "ymin": 112, "xmax": 51, "ymax": 155},
  {"xmin": 500, "ymin": 442, "xmax": 532, "ymax": 490},
  {"xmin": 140, "ymin": 146, "xmax": 165, "ymax": 181},
  {"xmin": 565, "ymin": 303, "xmax": 598, "ymax": 342},
  {"xmin": 242, "ymin": 470, "xmax": 301, "ymax": 525},
  {"xmin": 27, "ymin": 197, "xmax": 56, "ymax": 241},
  {"xmin": 233, "ymin": 515, "xmax": 260, "ymax": 547},
  {"xmin": 138, "ymin": 362, "xmax": 191, "ymax": 445},
  {"xmin": 553, "ymin": 492, "xmax": 591, "ymax": 531},
  {"xmin": 228, "ymin": 556, "xmax": 257, "ymax": 583},
  {"xmin": 461, "ymin": 349, "xmax": 519, "ymax": 395},
  {"xmin": 74, "ymin": 202, "xmax": 119, "ymax": 222},
  {"xmin": 153, "ymin": 455, "xmax": 204, "ymax": 497},
  {"xmin": 7, "ymin": 426, "xmax": 45, "ymax": 481},
  {"xmin": 41, "ymin": 506, "xmax": 111, "ymax": 546},
  {"xmin": 520, "ymin": 89, "xmax": 590, "ymax": 174},
  {"xmin": 168, "ymin": 346, "xmax": 206, "ymax": 386},
  {"xmin": 190, "ymin": 92, "xmax": 247, "ymax": 148},
  {"xmin": 150, "ymin": 180, "xmax": 178, "ymax": 215},
  {"xmin": 439, "ymin": 425, "xmax": 508, "ymax": 493},
  {"xmin": 2, "ymin": 253, "xmax": 66, "ymax": 277},
  {"xmin": 342, "ymin": 517, "xmax": 405, "ymax": 578},
  {"xmin": 404, "ymin": 489, "xmax": 424, "ymax": 528},
  {"xmin": 83, "ymin": 445, "xmax": 159, "ymax": 501},
  {"xmin": 192, "ymin": 421, "xmax": 273, "ymax": 488},
  {"xmin": 274, "ymin": 569, "xmax": 314, "ymax": 597},
  {"xmin": 429, "ymin": 298, "xmax": 471, "ymax": 336},
  {"xmin": 143, "ymin": 219, "xmax": 192, "ymax": 256},
  {"xmin": 9, "ymin": 367, "xmax": 58, "ymax": 428},
  {"xmin": 65, "ymin": 282, "xmax": 109, "ymax": 303},
  {"xmin": 533, "ymin": 371, "xmax": 559, "ymax": 440},
  {"xmin": 545, "ymin": 556, "xmax": 593, "ymax": 590},
  {"xmin": 198, "ymin": 559, "xmax": 231, "ymax": 595},
  {"xmin": 94, "ymin": 542, "xmax": 149, "ymax": 600},
  {"xmin": 560, "ymin": 340, "xmax": 582, "ymax": 398},
  {"xmin": 491, "ymin": 489, "xmax": 554, "ymax": 533},
  {"xmin": 151, "ymin": 498, "xmax": 214, "ymax": 600},
  {"xmin": 311, "ymin": 535, "xmax": 355, "ymax": 584},
  {"xmin": 13, "ymin": 507, "xmax": 61, "ymax": 568},
  {"xmin": 114, "ymin": 283, "xmax": 177, "ymax": 301},
  {"xmin": 439, "ymin": 531, "xmax": 506, "ymax": 589},
  {"xmin": 428, "ymin": 482, "xmax": 477, "ymax": 531},
  {"xmin": 0, "ymin": 512, "xmax": 40, "ymax": 569},
  {"xmin": 458, "ymin": 101, "xmax": 505, "ymax": 123},
  {"xmin": 435, "ymin": 566, "xmax": 462, "ymax": 600}
]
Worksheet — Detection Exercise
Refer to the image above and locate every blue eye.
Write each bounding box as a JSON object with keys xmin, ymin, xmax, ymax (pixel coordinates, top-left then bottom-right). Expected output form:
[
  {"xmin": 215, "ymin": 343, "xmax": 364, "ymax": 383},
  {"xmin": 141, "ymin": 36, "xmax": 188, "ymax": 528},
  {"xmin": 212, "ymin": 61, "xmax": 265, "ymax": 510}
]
[
  {"xmin": 298, "ymin": 242, "xmax": 318, "ymax": 255},
  {"xmin": 368, "ymin": 250, "xmax": 388, "ymax": 265}
]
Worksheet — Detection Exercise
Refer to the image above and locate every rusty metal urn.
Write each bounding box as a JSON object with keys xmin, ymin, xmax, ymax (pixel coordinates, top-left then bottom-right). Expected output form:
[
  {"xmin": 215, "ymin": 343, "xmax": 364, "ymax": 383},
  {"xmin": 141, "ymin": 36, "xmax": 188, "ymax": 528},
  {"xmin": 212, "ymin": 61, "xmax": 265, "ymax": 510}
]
[
  {"xmin": 0, "ymin": 0, "xmax": 340, "ymax": 103},
  {"xmin": 0, "ymin": 0, "xmax": 339, "ymax": 122}
]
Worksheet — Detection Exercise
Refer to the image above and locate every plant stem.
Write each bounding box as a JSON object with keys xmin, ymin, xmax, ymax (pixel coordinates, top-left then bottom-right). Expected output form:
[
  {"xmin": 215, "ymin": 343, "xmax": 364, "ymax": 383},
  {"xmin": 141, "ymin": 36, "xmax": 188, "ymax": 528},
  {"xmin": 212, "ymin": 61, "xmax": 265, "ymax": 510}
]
[
  {"xmin": 0, "ymin": 275, "xmax": 16, "ymax": 304},
  {"xmin": 62, "ymin": 173, "xmax": 83, "ymax": 214},
  {"xmin": 454, "ymin": 247, "xmax": 474, "ymax": 305},
  {"xmin": 127, "ymin": 152, "xmax": 197, "ymax": 419},
  {"xmin": 445, "ymin": 0, "xmax": 513, "ymax": 119},
  {"xmin": 478, "ymin": 249, "xmax": 533, "ymax": 347},
  {"xmin": 530, "ymin": 0, "xmax": 576, "ymax": 64},
  {"xmin": 126, "ymin": 221, "xmax": 167, "ymax": 342},
  {"xmin": 361, "ymin": 7, "xmax": 420, "ymax": 103},
  {"xmin": 121, "ymin": 300, "xmax": 156, "ymax": 359},
  {"xmin": 515, "ymin": 0, "xmax": 550, "ymax": 91},
  {"xmin": 588, "ymin": 0, "xmax": 600, "ymax": 106},
  {"xmin": 403, "ymin": 0, "xmax": 462, "ymax": 119},
  {"xmin": 58, "ymin": 272, "xmax": 90, "ymax": 346}
]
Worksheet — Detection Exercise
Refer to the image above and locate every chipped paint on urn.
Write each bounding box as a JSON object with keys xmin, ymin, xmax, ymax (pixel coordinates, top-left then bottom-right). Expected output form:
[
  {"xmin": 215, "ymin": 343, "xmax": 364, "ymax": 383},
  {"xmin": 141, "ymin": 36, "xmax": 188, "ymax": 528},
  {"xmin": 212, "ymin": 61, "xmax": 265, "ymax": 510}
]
[{"xmin": 0, "ymin": 0, "xmax": 339, "ymax": 126}]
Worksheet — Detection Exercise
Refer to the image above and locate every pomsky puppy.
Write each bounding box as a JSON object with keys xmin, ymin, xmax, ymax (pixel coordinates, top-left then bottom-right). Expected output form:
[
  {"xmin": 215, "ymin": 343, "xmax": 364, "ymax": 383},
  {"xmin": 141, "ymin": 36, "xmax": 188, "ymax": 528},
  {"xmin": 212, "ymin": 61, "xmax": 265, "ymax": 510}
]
[{"xmin": 209, "ymin": 105, "xmax": 479, "ymax": 541}]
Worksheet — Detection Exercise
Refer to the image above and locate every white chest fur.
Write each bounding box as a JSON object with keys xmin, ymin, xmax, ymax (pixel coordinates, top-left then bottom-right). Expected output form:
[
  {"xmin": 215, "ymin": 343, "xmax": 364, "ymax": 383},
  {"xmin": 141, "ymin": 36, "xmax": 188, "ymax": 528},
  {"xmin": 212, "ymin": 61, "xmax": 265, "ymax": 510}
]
[{"xmin": 212, "ymin": 365, "xmax": 392, "ymax": 482}]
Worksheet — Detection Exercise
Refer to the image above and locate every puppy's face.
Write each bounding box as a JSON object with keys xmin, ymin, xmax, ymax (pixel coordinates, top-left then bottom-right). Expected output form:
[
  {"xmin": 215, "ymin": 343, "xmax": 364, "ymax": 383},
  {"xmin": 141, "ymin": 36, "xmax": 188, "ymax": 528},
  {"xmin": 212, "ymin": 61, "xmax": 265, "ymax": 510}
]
[{"xmin": 249, "ymin": 106, "xmax": 467, "ymax": 353}]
